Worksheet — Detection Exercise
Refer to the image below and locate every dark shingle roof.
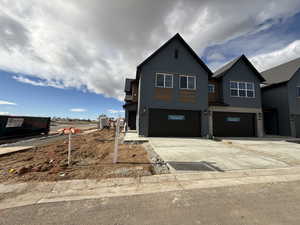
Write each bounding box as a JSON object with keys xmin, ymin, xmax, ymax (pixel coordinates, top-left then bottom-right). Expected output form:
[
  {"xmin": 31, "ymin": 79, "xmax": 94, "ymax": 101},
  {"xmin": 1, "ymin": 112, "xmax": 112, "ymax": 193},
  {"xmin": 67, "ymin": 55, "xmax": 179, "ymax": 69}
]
[
  {"xmin": 213, "ymin": 56, "xmax": 241, "ymax": 78},
  {"xmin": 261, "ymin": 57, "xmax": 300, "ymax": 85},
  {"xmin": 124, "ymin": 78, "xmax": 134, "ymax": 92},
  {"xmin": 212, "ymin": 55, "xmax": 265, "ymax": 82}
]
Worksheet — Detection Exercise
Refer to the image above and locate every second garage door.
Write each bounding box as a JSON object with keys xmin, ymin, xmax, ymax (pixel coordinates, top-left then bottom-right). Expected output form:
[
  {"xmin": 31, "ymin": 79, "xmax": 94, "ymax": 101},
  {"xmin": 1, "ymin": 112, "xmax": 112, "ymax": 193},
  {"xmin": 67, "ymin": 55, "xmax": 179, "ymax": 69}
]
[
  {"xmin": 213, "ymin": 112, "xmax": 256, "ymax": 137},
  {"xmin": 149, "ymin": 109, "xmax": 201, "ymax": 137}
]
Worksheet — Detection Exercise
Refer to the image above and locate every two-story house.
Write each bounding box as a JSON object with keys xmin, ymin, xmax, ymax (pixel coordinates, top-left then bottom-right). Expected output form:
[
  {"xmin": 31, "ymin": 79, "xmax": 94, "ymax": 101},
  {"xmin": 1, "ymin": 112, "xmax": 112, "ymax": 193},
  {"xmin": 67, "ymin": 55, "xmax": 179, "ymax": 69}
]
[
  {"xmin": 261, "ymin": 57, "xmax": 300, "ymax": 138},
  {"xmin": 124, "ymin": 33, "xmax": 212, "ymax": 137},
  {"xmin": 208, "ymin": 55, "xmax": 265, "ymax": 137},
  {"xmin": 124, "ymin": 34, "xmax": 265, "ymax": 137}
]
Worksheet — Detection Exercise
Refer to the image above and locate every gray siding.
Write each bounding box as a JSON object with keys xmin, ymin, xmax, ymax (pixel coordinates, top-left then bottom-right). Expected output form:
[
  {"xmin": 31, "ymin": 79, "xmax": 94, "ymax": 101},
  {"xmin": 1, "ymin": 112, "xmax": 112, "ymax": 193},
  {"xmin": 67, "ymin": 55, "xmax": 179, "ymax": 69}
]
[
  {"xmin": 138, "ymin": 38, "xmax": 209, "ymax": 136},
  {"xmin": 262, "ymin": 84, "xmax": 291, "ymax": 136},
  {"xmin": 222, "ymin": 59, "xmax": 262, "ymax": 108},
  {"xmin": 288, "ymin": 69, "xmax": 300, "ymax": 115},
  {"xmin": 288, "ymin": 69, "xmax": 300, "ymax": 137}
]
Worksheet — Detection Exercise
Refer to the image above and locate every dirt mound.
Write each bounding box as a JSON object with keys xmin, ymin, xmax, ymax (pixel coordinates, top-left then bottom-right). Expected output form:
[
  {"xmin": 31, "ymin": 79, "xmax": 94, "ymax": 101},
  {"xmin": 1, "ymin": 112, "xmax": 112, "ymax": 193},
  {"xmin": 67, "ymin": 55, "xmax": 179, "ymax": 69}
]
[{"xmin": 0, "ymin": 129, "xmax": 153, "ymax": 183}]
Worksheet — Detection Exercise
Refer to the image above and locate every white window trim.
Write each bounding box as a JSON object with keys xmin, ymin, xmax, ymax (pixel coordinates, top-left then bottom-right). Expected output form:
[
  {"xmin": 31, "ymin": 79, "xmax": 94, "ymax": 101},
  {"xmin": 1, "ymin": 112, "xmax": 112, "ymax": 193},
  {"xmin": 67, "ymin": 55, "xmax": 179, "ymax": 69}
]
[
  {"xmin": 208, "ymin": 84, "xmax": 215, "ymax": 93},
  {"xmin": 297, "ymin": 86, "xmax": 300, "ymax": 98},
  {"xmin": 230, "ymin": 81, "xmax": 255, "ymax": 98},
  {"xmin": 155, "ymin": 73, "xmax": 173, "ymax": 88},
  {"xmin": 179, "ymin": 75, "xmax": 196, "ymax": 90}
]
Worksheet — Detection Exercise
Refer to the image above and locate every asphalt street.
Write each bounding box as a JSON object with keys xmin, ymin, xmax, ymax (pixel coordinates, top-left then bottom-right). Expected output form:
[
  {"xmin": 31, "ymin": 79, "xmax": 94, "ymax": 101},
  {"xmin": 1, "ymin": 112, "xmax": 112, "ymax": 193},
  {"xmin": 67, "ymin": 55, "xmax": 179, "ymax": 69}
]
[{"xmin": 1, "ymin": 180, "xmax": 300, "ymax": 225}]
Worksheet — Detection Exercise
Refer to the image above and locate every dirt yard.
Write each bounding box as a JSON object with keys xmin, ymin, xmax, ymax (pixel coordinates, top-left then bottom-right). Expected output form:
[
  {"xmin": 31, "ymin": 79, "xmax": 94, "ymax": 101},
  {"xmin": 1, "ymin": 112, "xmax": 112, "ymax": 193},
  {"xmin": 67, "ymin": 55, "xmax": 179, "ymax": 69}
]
[{"xmin": 0, "ymin": 129, "xmax": 153, "ymax": 183}]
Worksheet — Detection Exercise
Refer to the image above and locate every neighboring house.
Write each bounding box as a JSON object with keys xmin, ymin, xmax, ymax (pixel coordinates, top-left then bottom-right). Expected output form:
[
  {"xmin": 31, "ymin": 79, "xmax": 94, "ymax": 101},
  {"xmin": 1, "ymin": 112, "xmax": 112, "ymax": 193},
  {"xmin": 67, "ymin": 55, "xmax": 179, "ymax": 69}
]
[
  {"xmin": 261, "ymin": 57, "xmax": 300, "ymax": 138},
  {"xmin": 124, "ymin": 78, "xmax": 138, "ymax": 130},
  {"xmin": 208, "ymin": 55, "xmax": 265, "ymax": 137},
  {"xmin": 124, "ymin": 33, "xmax": 212, "ymax": 137}
]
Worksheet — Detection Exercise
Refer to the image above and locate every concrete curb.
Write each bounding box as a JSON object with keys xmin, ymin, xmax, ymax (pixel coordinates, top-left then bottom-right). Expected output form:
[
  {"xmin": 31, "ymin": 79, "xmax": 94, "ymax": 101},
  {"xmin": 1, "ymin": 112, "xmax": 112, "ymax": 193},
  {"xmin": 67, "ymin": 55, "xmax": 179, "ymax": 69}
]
[
  {"xmin": 1, "ymin": 166, "xmax": 300, "ymax": 210},
  {"xmin": 0, "ymin": 146, "xmax": 34, "ymax": 156}
]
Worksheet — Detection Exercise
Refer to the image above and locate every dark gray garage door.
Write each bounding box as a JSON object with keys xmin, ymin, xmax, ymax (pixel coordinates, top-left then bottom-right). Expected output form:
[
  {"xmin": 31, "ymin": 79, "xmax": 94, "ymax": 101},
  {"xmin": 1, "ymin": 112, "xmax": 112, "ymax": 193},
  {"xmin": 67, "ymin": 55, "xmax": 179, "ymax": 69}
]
[
  {"xmin": 213, "ymin": 112, "xmax": 256, "ymax": 137},
  {"xmin": 296, "ymin": 115, "xmax": 300, "ymax": 138},
  {"xmin": 149, "ymin": 109, "xmax": 201, "ymax": 137}
]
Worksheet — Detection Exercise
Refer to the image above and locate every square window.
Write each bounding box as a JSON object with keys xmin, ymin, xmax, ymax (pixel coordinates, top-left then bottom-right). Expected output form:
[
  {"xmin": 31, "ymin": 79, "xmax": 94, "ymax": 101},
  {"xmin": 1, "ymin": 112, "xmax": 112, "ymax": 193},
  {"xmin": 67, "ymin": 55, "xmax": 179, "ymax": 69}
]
[
  {"xmin": 165, "ymin": 75, "xmax": 173, "ymax": 88},
  {"xmin": 247, "ymin": 90, "xmax": 254, "ymax": 98},
  {"xmin": 168, "ymin": 115, "xmax": 185, "ymax": 120},
  {"xmin": 247, "ymin": 83, "xmax": 254, "ymax": 90},
  {"xmin": 188, "ymin": 76, "xmax": 195, "ymax": 89},
  {"xmin": 180, "ymin": 75, "xmax": 196, "ymax": 90},
  {"xmin": 238, "ymin": 82, "xmax": 246, "ymax": 89},
  {"xmin": 230, "ymin": 81, "xmax": 238, "ymax": 89},
  {"xmin": 156, "ymin": 73, "xmax": 173, "ymax": 88},
  {"xmin": 156, "ymin": 74, "xmax": 164, "ymax": 87},
  {"xmin": 239, "ymin": 90, "xmax": 246, "ymax": 97},
  {"xmin": 231, "ymin": 89, "xmax": 238, "ymax": 97},
  {"xmin": 180, "ymin": 76, "xmax": 187, "ymax": 89},
  {"xmin": 208, "ymin": 84, "xmax": 215, "ymax": 93},
  {"xmin": 227, "ymin": 117, "xmax": 240, "ymax": 122},
  {"xmin": 230, "ymin": 81, "xmax": 255, "ymax": 98}
]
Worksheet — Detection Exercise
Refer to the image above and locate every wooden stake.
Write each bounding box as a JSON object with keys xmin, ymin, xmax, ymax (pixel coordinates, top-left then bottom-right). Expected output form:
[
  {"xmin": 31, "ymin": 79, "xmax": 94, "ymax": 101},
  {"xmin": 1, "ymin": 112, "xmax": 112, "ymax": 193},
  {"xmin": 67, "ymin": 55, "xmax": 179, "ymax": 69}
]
[
  {"xmin": 113, "ymin": 118, "xmax": 120, "ymax": 164},
  {"xmin": 68, "ymin": 133, "xmax": 71, "ymax": 166}
]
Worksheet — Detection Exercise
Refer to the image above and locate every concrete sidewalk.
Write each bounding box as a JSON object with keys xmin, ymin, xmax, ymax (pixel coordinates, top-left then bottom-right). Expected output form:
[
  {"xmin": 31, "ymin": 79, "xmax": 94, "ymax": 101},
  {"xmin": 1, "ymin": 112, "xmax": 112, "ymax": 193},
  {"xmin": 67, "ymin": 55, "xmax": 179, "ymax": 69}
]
[
  {"xmin": 123, "ymin": 132, "xmax": 149, "ymax": 143},
  {"xmin": 1, "ymin": 166, "xmax": 300, "ymax": 210}
]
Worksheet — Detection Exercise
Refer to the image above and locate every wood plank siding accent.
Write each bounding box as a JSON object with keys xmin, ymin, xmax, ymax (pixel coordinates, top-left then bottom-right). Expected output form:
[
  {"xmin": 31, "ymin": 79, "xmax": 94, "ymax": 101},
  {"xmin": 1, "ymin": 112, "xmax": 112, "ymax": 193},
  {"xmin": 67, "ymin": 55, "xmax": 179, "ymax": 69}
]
[
  {"xmin": 178, "ymin": 90, "xmax": 196, "ymax": 103},
  {"xmin": 208, "ymin": 80, "xmax": 221, "ymax": 104},
  {"xmin": 154, "ymin": 88, "xmax": 172, "ymax": 101},
  {"xmin": 132, "ymin": 82, "xmax": 138, "ymax": 103}
]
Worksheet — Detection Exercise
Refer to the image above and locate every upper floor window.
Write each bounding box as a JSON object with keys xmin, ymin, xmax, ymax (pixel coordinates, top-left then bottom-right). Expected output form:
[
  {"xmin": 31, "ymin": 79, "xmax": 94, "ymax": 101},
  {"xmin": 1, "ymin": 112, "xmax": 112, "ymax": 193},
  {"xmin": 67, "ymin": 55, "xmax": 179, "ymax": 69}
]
[
  {"xmin": 297, "ymin": 86, "xmax": 300, "ymax": 97},
  {"xmin": 180, "ymin": 75, "xmax": 196, "ymax": 90},
  {"xmin": 230, "ymin": 81, "xmax": 255, "ymax": 98},
  {"xmin": 208, "ymin": 84, "xmax": 215, "ymax": 93},
  {"xmin": 156, "ymin": 73, "xmax": 173, "ymax": 88}
]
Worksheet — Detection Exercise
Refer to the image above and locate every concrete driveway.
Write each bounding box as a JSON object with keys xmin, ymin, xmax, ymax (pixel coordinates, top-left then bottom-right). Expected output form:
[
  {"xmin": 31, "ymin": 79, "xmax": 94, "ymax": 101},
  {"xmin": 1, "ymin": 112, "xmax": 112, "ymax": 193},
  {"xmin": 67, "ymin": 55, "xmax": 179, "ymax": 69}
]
[{"xmin": 149, "ymin": 137, "xmax": 300, "ymax": 172}]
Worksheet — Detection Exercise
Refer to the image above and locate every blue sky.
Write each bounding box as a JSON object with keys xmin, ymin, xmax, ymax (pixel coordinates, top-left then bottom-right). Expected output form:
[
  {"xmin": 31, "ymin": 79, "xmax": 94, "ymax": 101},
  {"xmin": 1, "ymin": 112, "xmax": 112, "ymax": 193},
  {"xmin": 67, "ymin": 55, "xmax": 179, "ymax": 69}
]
[
  {"xmin": 202, "ymin": 12, "xmax": 300, "ymax": 70},
  {"xmin": 0, "ymin": 70, "xmax": 123, "ymax": 119},
  {"xmin": 0, "ymin": 1, "xmax": 300, "ymax": 119}
]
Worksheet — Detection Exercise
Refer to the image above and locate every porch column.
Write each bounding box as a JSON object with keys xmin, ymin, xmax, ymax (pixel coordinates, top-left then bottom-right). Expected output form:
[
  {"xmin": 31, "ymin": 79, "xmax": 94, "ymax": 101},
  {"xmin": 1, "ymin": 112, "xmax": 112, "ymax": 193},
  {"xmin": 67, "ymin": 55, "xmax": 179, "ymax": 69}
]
[
  {"xmin": 256, "ymin": 112, "xmax": 264, "ymax": 137},
  {"xmin": 208, "ymin": 109, "xmax": 213, "ymax": 137}
]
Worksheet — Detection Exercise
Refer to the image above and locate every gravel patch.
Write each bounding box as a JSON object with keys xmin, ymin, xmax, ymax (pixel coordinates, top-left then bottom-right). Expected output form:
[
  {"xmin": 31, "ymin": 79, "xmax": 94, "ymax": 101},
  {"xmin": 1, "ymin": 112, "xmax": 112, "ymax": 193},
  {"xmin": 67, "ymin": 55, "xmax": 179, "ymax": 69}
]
[{"xmin": 143, "ymin": 143, "xmax": 170, "ymax": 175}]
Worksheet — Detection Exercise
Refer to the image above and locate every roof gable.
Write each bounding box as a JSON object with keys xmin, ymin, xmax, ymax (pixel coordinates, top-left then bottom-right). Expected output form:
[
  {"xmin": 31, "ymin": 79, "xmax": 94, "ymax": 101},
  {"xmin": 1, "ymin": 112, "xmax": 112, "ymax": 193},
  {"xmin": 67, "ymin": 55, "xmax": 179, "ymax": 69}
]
[
  {"xmin": 261, "ymin": 57, "xmax": 300, "ymax": 85},
  {"xmin": 212, "ymin": 55, "xmax": 265, "ymax": 82},
  {"xmin": 136, "ymin": 33, "xmax": 212, "ymax": 79}
]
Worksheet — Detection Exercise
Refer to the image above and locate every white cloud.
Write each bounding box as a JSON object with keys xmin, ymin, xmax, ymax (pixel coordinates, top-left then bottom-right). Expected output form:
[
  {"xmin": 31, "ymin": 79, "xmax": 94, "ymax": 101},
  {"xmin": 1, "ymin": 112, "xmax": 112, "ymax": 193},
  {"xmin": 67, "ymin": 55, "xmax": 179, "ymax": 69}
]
[
  {"xmin": 0, "ymin": 112, "xmax": 9, "ymax": 115},
  {"xmin": 70, "ymin": 108, "xmax": 87, "ymax": 112},
  {"xmin": 207, "ymin": 52, "xmax": 226, "ymax": 61},
  {"xmin": 12, "ymin": 75, "xmax": 66, "ymax": 89},
  {"xmin": 251, "ymin": 40, "xmax": 300, "ymax": 71},
  {"xmin": 108, "ymin": 109, "xmax": 125, "ymax": 114},
  {"xmin": 0, "ymin": 1, "xmax": 299, "ymax": 101},
  {"xmin": 0, "ymin": 100, "xmax": 16, "ymax": 105}
]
